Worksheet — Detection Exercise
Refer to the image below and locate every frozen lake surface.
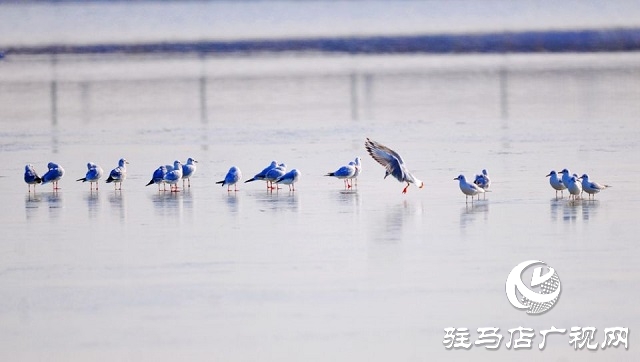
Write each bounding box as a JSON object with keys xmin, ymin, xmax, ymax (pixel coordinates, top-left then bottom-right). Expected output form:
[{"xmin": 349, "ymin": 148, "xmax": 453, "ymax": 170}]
[{"xmin": 0, "ymin": 52, "xmax": 639, "ymax": 360}]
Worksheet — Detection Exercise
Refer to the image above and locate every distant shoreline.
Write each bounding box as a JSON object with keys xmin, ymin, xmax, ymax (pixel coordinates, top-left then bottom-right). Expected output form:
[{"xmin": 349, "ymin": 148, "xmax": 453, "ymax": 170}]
[{"xmin": 3, "ymin": 28, "xmax": 640, "ymax": 57}]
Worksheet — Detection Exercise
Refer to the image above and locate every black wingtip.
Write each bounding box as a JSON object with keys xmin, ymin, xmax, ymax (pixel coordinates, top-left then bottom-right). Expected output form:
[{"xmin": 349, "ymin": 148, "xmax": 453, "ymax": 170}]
[
  {"xmin": 325, "ymin": 173, "xmax": 334, "ymax": 177},
  {"xmin": 145, "ymin": 180, "xmax": 153, "ymax": 186},
  {"xmin": 244, "ymin": 178, "xmax": 255, "ymax": 183},
  {"xmin": 364, "ymin": 138, "xmax": 374, "ymax": 151},
  {"xmin": 215, "ymin": 180, "xmax": 224, "ymax": 186},
  {"xmin": 106, "ymin": 176, "xmax": 114, "ymax": 183},
  {"xmin": 76, "ymin": 177, "xmax": 86, "ymax": 182}
]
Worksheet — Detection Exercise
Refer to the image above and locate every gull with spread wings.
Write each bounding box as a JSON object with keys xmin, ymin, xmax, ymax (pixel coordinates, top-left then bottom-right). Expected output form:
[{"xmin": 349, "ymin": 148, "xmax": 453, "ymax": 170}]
[{"xmin": 365, "ymin": 138, "xmax": 424, "ymax": 194}]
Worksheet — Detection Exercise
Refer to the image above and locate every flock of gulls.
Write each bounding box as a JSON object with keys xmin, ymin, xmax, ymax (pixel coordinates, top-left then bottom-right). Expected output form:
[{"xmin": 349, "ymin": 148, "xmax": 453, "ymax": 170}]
[
  {"xmin": 546, "ymin": 169, "xmax": 611, "ymax": 200},
  {"xmin": 23, "ymin": 138, "xmax": 611, "ymax": 202}
]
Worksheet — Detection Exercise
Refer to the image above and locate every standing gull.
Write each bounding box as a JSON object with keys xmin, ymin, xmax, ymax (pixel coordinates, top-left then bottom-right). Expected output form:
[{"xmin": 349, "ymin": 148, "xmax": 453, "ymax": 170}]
[
  {"xmin": 41, "ymin": 162, "xmax": 65, "ymax": 191},
  {"xmin": 365, "ymin": 138, "xmax": 424, "ymax": 194},
  {"xmin": 275, "ymin": 169, "xmax": 300, "ymax": 192},
  {"xmin": 264, "ymin": 163, "xmax": 287, "ymax": 190},
  {"xmin": 546, "ymin": 170, "xmax": 566, "ymax": 198},
  {"xmin": 24, "ymin": 164, "xmax": 42, "ymax": 193},
  {"xmin": 163, "ymin": 161, "xmax": 183, "ymax": 192},
  {"xmin": 76, "ymin": 162, "xmax": 104, "ymax": 191},
  {"xmin": 350, "ymin": 157, "xmax": 362, "ymax": 188},
  {"xmin": 325, "ymin": 162, "xmax": 356, "ymax": 189},
  {"xmin": 146, "ymin": 165, "xmax": 168, "ymax": 191},
  {"xmin": 245, "ymin": 160, "xmax": 278, "ymax": 190},
  {"xmin": 474, "ymin": 169, "xmax": 491, "ymax": 199},
  {"xmin": 565, "ymin": 174, "xmax": 582, "ymax": 200},
  {"xmin": 216, "ymin": 166, "xmax": 242, "ymax": 192},
  {"xmin": 454, "ymin": 174, "xmax": 486, "ymax": 203},
  {"xmin": 559, "ymin": 169, "xmax": 573, "ymax": 191},
  {"xmin": 105, "ymin": 158, "xmax": 129, "ymax": 190},
  {"xmin": 181, "ymin": 158, "xmax": 198, "ymax": 188},
  {"xmin": 579, "ymin": 174, "xmax": 611, "ymax": 200}
]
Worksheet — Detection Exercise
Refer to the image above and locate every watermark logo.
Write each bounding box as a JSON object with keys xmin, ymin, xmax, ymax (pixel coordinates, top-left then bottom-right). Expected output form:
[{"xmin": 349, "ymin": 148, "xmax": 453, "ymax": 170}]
[
  {"xmin": 444, "ymin": 260, "xmax": 629, "ymax": 351},
  {"xmin": 505, "ymin": 260, "xmax": 561, "ymax": 314}
]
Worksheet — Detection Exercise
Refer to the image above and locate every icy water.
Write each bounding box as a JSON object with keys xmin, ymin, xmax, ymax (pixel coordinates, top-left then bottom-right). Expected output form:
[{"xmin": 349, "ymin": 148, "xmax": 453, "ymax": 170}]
[{"xmin": 1, "ymin": 52, "xmax": 640, "ymax": 361}]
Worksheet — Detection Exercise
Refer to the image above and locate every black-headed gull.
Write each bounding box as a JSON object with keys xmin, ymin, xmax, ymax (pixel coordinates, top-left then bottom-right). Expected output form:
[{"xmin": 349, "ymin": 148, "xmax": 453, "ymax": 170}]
[
  {"xmin": 264, "ymin": 163, "xmax": 287, "ymax": 190},
  {"xmin": 365, "ymin": 138, "xmax": 424, "ymax": 194},
  {"xmin": 559, "ymin": 169, "xmax": 572, "ymax": 191},
  {"xmin": 245, "ymin": 160, "xmax": 278, "ymax": 190},
  {"xmin": 546, "ymin": 170, "xmax": 566, "ymax": 198},
  {"xmin": 76, "ymin": 162, "xmax": 103, "ymax": 191},
  {"xmin": 216, "ymin": 166, "xmax": 242, "ymax": 192},
  {"xmin": 164, "ymin": 161, "xmax": 183, "ymax": 192},
  {"xmin": 41, "ymin": 162, "xmax": 65, "ymax": 191},
  {"xmin": 146, "ymin": 165, "xmax": 168, "ymax": 191},
  {"xmin": 106, "ymin": 158, "xmax": 128, "ymax": 190},
  {"xmin": 579, "ymin": 174, "xmax": 611, "ymax": 200},
  {"xmin": 24, "ymin": 164, "xmax": 42, "ymax": 193},
  {"xmin": 454, "ymin": 174, "xmax": 486, "ymax": 203},
  {"xmin": 181, "ymin": 158, "xmax": 198, "ymax": 188},
  {"xmin": 565, "ymin": 174, "xmax": 582, "ymax": 200},
  {"xmin": 474, "ymin": 169, "xmax": 491, "ymax": 200},
  {"xmin": 350, "ymin": 157, "xmax": 362, "ymax": 187},
  {"xmin": 275, "ymin": 169, "xmax": 300, "ymax": 191},
  {"xmin": 325, "ymin": 162, "xmax": 356, "ymax": 189}
]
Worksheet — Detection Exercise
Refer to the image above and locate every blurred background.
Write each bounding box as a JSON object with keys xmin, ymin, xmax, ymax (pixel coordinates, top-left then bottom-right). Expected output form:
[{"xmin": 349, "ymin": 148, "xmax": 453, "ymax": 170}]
[
  {"xmin": 2, "ymin": 0, "xmax": 640, "ymax": 146},
  {"xmin": 2, "ymin": 1, "xmax": 640, "ymax": 50}
]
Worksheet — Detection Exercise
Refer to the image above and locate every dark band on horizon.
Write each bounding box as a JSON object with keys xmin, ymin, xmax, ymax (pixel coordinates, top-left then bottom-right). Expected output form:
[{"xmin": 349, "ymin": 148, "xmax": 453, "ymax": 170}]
[{"xmin": 3, "ymin": 28, "xmax": 640, "ymax": 57}]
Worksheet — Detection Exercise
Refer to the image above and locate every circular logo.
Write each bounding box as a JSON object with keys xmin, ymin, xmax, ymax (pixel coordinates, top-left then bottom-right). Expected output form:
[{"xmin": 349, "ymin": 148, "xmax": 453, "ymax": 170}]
[{"xmin": 505, "ymin": 260, "xmax": 561, "ymax": 315}]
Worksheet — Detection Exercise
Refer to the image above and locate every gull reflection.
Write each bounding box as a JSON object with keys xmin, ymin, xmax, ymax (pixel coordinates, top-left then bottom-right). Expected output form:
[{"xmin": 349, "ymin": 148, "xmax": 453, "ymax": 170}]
[
  {"xmin": 108, "ymin": 191, "xmax": 126, "ymax": 221},
  {"xmin": 224, "ymin": 192, "xmax": 240, "ymax": 214},
  {"xmin": 373, "ymin": 200, "xmax": 424, "ymax": 244},
  {"xmin": 181, "ymin": 188, "xmax": 195, "ymax": 221},
  {"xmin": 550, "ymin": 197, "xmax": 599, "ymax": 224},
  {"xmin": 580, "ymin": 199, "xmax": 599, "ymax": 221},
  {"xmin": 46, "ymin": 192, "xmax": 63, "ymax": 220},
  {"xmin": 252, "ymin": 191, "xmax": 299, "ymax": 213},
  {"xmin": 367, "ymin": 200, "xmax": 424, "ymax": 275},
  {"xmin": 24, "ymin": 193, "xmax": 42, "ymax": 221},
  {"xmin": 333, "ymin": 190, "xmax": 361, "ymax": 215},
  {"xmin": 85, "ymin": 190, "xmax": 100, "ymax": 219},
  {"xmin": 549, "ymin": 198, "xmax": 563, "ymax": 222},
  {"xmin": 550, "ymin": 198, "xmax": 580, "ymax": 223},
  {"xmin": 459, "ymin": 200, "xmax": 489, "ymax": 230},
  {"xmin": 150, "ymin": 191, "xmax": 184, "ymax": 220}
]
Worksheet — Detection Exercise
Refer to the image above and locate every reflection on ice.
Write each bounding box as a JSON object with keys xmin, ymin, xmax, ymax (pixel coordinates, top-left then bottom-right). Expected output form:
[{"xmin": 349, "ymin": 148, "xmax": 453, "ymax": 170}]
[
  {"xmin": 84, "ymin": 190, "xmax": 100, "ymax": 219},
  {"xmin": 459, "ymin": 201, "xmax": 489, "ymax": 230},
  {"xmin": 550, "ymin": 198, "xmax": 599, "ymax": 223},
  {"xmin": 224, "ymin": 192, "xmax": 240, "ymax": 214},
  {"xmin": 24, "ymin": 193, "xmax": 42, "ymax": 221},
  {"xmin": 335, "ymin": 190, "xmax": 360, "ymax": 210},
  {"xmin": 45, "ymin": 192, "xmax": 63, "ymax": 219},
  {"xmin": 372, "ymin": 200, "xmax": 423, "ymax": 243},
  {"xmin": 151, "ymin": 191, "xmax": 184, "ymax": 219},
  {"xmin": 24, "ymin": 192, "xmax": 64, "ymax": 221},
  {"xmin": 251, "ymin": 191, "xmax": 300, "ymax": 213},
  {"xmin": 24, "ymin": 193, "xmax": 41, "ymax": 205},
  {"xmin": 148, "ymin": 189, "xmax": 196, "ymax": 223},
  {"xmin": 580, "ymin": 199, "xmax": 599, "ymax": 222},
  {"xmin": 108, "ymin": 190, "xmax": 126, "ymax": 221}
]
